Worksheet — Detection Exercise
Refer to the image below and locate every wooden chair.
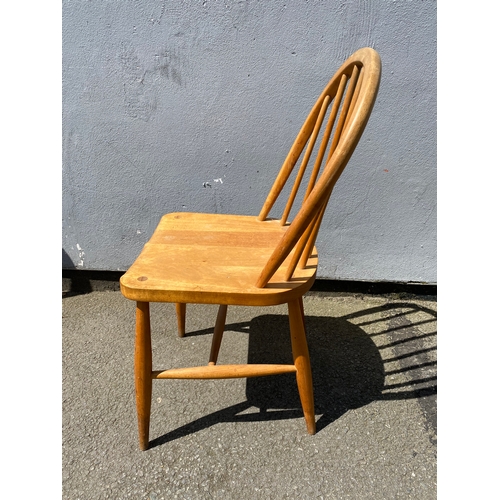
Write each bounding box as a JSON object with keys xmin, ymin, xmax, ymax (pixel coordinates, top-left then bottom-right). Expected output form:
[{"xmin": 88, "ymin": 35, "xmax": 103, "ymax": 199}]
[{"xmin": 120, "ymin": 47, "xmax": 381, "ymax": 450}]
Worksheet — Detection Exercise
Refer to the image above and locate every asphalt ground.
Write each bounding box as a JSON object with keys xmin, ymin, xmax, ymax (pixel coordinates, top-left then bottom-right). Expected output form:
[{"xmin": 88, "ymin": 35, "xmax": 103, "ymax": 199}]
[{"xmin": 62, "ymin": 289, "xmax": 436, "ymax": 499}]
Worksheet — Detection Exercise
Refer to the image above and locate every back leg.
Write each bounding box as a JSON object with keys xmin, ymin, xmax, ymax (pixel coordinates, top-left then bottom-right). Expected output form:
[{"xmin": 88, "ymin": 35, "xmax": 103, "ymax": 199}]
[
  {"xmin": 209, "ymin": 305, "xmax": 228, "ymax": 365},
  {"xmin": 288, "ymin": 297, "xmax": 316, "ymax": 434},
  {"xmin": 175, "ymin": 303, "xmax": 186, "ymax": 337}
]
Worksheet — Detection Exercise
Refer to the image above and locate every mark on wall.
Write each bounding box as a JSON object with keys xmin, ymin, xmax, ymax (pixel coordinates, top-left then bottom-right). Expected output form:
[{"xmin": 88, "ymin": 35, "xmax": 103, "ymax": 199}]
[
  {"xmin": 119, "ymin": 43, "xmax": 185, "ymax": 121},
  {"xmin": 153, "ymin": 48, "xmax": 184, "ymax": 87},
  {"xmin": 203, "ymin": 177, "xmax": 224, "ymax": 188},
  {"xmin": 120, "ymin": 43, "xmax": 157, "ymax": 121},
  {"xmin": 76, "ymin": 243, "xmax": 85, "ymax": 268}
]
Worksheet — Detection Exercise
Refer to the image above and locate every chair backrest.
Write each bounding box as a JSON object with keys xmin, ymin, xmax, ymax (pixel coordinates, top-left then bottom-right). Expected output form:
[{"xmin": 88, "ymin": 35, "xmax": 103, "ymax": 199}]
[{"xmin": 255, "ymin": 47, "xmax": 381, "ymax": 288}]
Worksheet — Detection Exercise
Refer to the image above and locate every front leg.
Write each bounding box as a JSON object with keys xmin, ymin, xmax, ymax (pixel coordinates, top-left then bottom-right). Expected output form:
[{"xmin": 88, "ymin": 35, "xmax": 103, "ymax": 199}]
[{"xmin": 135, "ymin": 301, "xmax": 153, "ymax": 450}]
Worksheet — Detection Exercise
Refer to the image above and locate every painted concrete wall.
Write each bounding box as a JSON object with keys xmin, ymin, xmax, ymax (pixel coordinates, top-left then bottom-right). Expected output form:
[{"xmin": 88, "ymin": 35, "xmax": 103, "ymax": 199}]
[{"xmin": 62, "ymin": 0, "xmax": 436, "ymax": 283}]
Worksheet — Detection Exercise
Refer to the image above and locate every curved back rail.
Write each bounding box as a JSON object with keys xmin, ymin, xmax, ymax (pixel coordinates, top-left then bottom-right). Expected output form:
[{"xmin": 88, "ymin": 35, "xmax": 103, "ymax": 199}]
[{"xmin": 256, "ymin": 47, "xmax": 381, "ymax": 288}]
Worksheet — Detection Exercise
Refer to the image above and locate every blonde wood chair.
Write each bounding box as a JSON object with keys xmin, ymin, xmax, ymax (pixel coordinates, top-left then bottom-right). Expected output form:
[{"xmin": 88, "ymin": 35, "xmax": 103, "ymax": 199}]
[{"xmin": 120, "ymin": 47, "xmax": 381, "ymax": 450}]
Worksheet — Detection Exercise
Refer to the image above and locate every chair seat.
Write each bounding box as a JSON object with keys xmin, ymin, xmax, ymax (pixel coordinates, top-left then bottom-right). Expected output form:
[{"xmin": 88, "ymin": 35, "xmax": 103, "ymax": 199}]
[{"xmin": 120, "ymin": 212, "xmax": 318, "ymax": 306}]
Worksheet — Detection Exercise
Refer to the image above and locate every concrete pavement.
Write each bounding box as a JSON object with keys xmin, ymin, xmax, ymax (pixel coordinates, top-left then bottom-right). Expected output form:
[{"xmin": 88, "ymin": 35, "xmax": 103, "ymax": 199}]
[{"xmin": 62, "ymin": 288, "xmax": 436, "ymax": 499}]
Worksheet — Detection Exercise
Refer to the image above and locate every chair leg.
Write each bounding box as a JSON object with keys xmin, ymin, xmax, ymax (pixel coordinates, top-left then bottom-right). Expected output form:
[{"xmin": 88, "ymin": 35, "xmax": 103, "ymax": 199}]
[
  {"xmin": 135, "ymin": 301, "xmax": 153, "ymax": 450},
  {"xmin": 209, "ymin": 304, "xmax": 228, "ymax": 365},
  {"xmin": 175, "ymin": 303, "xmax": 186, "ymax": 337},
  {"xmin": 288, "ymin": 297, "xmax": 316, "ymax": 435}
]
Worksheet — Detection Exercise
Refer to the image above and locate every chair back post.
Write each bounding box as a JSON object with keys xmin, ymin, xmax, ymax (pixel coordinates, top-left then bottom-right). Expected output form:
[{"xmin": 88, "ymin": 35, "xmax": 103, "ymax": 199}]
[
  {"xmin": 257, "ymin": 101, "xmax": 325, "ymax": 223},
  {"xmin": 255, "ymin": 47, "xmax": 381, "ymax": 288}
]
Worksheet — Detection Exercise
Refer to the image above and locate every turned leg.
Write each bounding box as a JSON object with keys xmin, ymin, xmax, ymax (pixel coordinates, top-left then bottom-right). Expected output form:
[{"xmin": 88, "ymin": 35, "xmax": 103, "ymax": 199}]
[
  {"xmin": 175, "ymin": 303, "xmax": 186, "ymax": 337},
  {"xmin": 209, "ymin": 304, "xmax": 228, "ymax": 365},
  {"xmin": 135, "ymin": 301, "xmax": 153, "ymax": 450},
  {"xmin": 288, "ymin": 297, "xmax": 316, "ymax": 435}
]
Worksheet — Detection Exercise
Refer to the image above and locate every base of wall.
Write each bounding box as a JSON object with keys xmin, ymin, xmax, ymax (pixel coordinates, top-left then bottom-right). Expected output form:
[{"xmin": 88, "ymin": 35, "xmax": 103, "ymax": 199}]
[{"xmin": 62, "ymin": 269, "xmax": 437, "ymax": 298}]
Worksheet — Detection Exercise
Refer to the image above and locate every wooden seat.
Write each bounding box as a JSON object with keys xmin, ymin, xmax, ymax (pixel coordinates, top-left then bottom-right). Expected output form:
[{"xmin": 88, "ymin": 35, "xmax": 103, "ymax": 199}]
[
  {"xmin": 120, "ymin": 47, "xmax": 381, "ymax": 450},
  {"xmin": 120, "ymin": 213, "xmax": 317, "ymax": 306}
]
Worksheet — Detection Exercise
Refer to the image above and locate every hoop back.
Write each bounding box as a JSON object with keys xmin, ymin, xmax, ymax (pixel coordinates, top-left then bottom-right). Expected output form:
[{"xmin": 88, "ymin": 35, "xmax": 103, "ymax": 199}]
[{"xmin": 256, "ymin": 47, "xmax": 381, "ymax": 288}]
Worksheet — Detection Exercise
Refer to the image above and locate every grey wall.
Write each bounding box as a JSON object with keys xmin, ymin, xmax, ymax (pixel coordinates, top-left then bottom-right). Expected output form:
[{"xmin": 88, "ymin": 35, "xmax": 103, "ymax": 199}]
[{"xmin": 62, "ymin": 0, "xmax": 436, "ymax": 284}]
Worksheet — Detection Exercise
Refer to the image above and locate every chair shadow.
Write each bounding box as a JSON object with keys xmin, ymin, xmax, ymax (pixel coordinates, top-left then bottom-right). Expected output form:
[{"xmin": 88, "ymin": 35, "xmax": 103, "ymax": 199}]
[{"xmin": 149, "ymin": 302, "xmax": 436, "ymax": 449}]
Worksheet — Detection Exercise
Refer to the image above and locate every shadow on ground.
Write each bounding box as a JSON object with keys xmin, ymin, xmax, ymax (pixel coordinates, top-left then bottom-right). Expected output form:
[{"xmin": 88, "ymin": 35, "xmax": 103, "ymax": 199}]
[{"xmin": 149, "ymin": 302, "xmax": 436, "ymax": 449}]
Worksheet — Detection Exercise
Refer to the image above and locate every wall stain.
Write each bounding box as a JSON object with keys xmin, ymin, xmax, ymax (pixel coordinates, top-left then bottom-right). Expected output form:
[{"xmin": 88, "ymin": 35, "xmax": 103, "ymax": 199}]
[
  {"xmin": 119, "ymin": 43, "xmax": 185, "ymax": 121},
  {"xmin": 120, "ymin": 43, "xmax": 157, "ymax": 121},
  {"xmin": 154, "ymin": 48, "xmax": 184, "ymax": 87}
]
